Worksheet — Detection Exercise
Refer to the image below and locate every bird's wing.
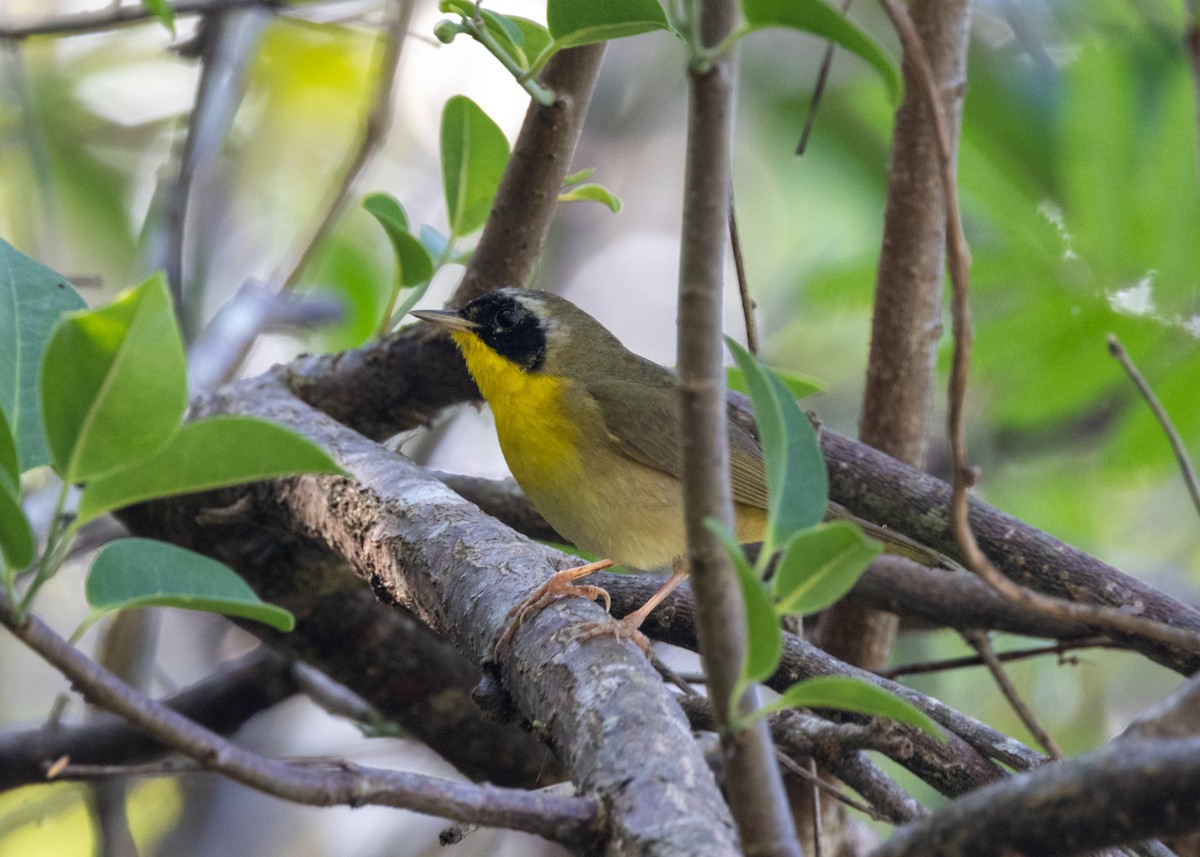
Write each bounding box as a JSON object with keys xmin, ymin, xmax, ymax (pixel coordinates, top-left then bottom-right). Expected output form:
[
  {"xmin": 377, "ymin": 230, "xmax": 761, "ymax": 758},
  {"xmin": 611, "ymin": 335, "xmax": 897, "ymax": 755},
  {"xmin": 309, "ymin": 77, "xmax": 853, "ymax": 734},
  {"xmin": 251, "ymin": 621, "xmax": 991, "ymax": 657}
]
[{"xmin": 587, "ymin": 377, "xmax": 770, "ymax": 509}]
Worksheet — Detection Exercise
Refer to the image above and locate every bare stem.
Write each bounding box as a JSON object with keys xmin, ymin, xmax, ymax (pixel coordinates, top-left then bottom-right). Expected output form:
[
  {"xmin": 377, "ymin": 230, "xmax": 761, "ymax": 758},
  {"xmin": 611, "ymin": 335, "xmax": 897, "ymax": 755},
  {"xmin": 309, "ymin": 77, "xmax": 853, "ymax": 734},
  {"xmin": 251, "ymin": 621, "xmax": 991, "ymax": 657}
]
[
  {"xmin": 962, "ymin": 630, "xmax": 1063, "ymax": 758},
  {"xmin": 678, "ymin": 0, "xmax": 802, "ymax": 852},
  {"xmin": 728, "ymin": 190, "xmax": 758, "ymax": 355},
  {"xmin": 1108, "ymin": 333, "xmax": 1200, "ymax": 520}
]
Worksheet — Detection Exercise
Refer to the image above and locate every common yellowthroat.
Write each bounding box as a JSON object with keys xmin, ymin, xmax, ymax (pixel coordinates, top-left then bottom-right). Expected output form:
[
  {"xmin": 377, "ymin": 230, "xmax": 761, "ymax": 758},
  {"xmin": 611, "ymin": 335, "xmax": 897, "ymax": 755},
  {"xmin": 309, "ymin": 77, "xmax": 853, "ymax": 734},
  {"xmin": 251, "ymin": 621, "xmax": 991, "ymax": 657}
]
[{"xmin": 413, "ymin": 288, "xmax": 941, "ymax": 642}]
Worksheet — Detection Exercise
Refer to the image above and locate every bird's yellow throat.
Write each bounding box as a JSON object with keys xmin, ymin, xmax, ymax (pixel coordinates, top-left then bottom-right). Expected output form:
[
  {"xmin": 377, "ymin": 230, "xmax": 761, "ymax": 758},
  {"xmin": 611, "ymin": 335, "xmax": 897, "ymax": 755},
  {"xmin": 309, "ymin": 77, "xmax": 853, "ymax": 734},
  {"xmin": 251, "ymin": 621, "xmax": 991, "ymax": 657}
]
[{"xmin": 451, "ymin": 330, "xmax": 583, "ymax": 489}]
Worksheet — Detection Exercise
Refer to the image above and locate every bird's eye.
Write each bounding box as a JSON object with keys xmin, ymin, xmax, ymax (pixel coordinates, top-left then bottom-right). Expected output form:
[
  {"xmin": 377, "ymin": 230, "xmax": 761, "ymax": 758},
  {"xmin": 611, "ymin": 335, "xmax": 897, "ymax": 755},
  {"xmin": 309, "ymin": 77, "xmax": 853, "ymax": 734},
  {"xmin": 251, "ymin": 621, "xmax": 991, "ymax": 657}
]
[{"xmin": 495, "ymin": 307, "xmax": 519, "ymax": 330}]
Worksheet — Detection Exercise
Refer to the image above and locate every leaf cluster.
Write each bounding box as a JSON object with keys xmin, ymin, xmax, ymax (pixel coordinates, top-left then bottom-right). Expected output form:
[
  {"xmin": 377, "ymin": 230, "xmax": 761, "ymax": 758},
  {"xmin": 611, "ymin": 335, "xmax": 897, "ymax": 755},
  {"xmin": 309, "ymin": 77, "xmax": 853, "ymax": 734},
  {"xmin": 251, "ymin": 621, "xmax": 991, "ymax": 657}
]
[{"xmin": 0, "ymin": 240, "xmax": 342, "ymax": 635}]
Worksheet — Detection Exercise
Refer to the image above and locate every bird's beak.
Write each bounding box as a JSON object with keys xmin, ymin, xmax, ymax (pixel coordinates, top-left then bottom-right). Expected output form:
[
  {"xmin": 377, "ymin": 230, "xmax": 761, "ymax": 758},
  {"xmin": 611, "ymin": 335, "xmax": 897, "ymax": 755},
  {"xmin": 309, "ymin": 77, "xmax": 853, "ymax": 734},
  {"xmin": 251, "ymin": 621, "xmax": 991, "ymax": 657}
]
[{"xmin": 410, "ymin": 308, "xmax": 480, "ymax": 333}]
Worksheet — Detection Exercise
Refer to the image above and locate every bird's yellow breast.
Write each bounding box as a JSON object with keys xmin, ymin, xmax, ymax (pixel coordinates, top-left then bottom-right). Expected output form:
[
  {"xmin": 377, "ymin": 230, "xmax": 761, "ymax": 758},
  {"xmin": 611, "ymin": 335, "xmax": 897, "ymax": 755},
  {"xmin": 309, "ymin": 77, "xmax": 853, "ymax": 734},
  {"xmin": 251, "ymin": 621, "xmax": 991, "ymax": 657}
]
[{"xmin": 452, "ymin": 331, "xmax": 584, "ymax": 495}]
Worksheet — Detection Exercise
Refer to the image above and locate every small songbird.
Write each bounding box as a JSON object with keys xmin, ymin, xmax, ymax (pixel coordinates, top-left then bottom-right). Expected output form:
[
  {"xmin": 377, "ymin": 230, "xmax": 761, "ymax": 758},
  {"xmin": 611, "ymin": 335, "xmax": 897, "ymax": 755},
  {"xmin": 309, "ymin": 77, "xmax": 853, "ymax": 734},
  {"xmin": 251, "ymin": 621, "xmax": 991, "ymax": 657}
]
[{"xmin": 413, "ymin": 288, "xmax": 939, "ymax": 643}]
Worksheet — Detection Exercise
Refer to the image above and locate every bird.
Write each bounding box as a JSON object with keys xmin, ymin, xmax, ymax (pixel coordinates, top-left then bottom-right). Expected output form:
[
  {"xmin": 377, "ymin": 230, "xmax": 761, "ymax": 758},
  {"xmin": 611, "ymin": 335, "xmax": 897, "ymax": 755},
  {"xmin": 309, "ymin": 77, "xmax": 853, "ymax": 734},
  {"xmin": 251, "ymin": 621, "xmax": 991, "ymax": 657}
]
[{"xmin": 412, "ymin": 288, "xmax": 942, "ymax": 647}]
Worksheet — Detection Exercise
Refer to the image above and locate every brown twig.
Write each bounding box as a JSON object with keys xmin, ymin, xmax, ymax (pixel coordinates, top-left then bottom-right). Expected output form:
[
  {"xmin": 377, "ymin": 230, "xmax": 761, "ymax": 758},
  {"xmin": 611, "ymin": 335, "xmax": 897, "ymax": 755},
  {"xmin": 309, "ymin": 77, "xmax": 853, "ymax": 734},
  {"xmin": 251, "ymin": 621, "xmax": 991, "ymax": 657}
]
[
  {"xmin": 877, "ymin": 0, "xmax": 1200, "ymax": 663},
  {"xmin": 794, "ymin": 0, "xmax": 854, "ymax": 156},
  {"xmin": 0, "ymin": 0, "xmax": 284, "ymax": 39},
  {"xmin": 678, "ymin": 2, "xmax": 801, "ymax": 852},
  {"xmin": 879, "ymin": 636, "xmax": 1115, "ymax": 679},
  {"xmin": 0, "ymin": 592, "xmax": 601, "ymax": 847},
  {"xmin": 962, "ymin": 630, "xmax": 1063, "ymax": 759},
  {"xmin": 1108, "ymin": 333, "xmax": 1200, "ymax": 520},
  {"xmin": 280, "ymin": 0, "xmax": 412, "ymax": 291},
  {"xmin": 0, "ymin": 649, "xmax": 298, "ymax": 793},
  {"xmin": 728, "ymin": 190, "xmax": 758, "ymax": 355}
]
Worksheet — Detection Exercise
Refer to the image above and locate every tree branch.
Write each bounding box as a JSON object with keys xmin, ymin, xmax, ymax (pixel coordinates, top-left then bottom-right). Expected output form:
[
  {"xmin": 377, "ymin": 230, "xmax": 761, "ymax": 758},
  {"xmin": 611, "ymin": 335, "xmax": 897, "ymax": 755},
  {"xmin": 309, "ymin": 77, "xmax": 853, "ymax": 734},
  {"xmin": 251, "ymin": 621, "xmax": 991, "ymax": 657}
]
[
  {"xmin": 0, "ymin": 0, "xmax": 284, "ymax": 39},
  {"xmin": 185, "ymin": 373, "xmax": 742, "ymax": 856},
  {"xmin": 0, "ymin": 649, "xmax": 296, "ymax": 793},
  {"xmin": 869, "ymin": 738, "xmax": 1200, "ymax": 857},
  {"xmin": 820, "ymin": 0, "xmax": 971, "ymax": 674},
  {"xmin": 112, "ymin": 511, "xmax": 559, "ymax": 788},
  {"xmin": 0, "ymin": 592, "xmax": 601, "ymax": 847}
]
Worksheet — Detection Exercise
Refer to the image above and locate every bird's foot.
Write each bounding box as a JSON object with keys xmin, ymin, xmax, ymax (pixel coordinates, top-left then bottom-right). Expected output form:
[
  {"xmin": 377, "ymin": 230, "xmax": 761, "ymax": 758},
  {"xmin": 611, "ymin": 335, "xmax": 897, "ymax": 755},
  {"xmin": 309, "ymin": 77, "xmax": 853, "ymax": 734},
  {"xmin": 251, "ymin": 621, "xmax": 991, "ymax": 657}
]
[
  {"xmin": 575, "ymin": 614, "xmax": 653, "ymax": 654},
  {"xmin": 495, "ymin": 559, "xmax": 614, "ymax": 656}
]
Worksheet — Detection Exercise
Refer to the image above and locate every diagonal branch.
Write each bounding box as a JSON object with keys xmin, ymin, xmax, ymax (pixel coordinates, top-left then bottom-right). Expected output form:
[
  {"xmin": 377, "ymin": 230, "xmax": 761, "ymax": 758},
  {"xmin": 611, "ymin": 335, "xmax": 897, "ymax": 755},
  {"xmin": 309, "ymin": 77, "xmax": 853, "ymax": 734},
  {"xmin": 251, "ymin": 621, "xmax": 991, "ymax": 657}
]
[
  {"xmin": 188, "ymin": 372, "xmax": 742, "ymax": 856},
  {"xmin": 0, "ymin": 591, "xmax": 600, "ymax": 846},
  {"xmin": 869, "ymin": 738, "xmax": 1200, "ymax": 857},
  {"xmin": 0, "ymin": 649, "xmax": 295, "ymax": 793}
]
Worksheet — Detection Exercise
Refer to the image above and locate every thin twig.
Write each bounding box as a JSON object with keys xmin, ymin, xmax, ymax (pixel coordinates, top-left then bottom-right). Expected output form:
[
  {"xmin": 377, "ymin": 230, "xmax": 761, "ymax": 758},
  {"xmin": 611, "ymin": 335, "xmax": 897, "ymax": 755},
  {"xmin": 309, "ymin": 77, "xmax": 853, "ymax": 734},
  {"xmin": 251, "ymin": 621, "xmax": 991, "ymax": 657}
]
[
  {"xmin": 876, "ymin": 0, "xmax": 1200, "ymax": 659},
  {"xmin": 878, "ymin": 636, "xmax": 1115, "ymax": 679},
  {"xmin": 279, "ymin": 0, "xmax": 411, "ymax": 291},
  {"xmin": 0, "ymin": 592, "xmax": 600, "ymax": 847},
  {"xmin": 794, "ymin": 0, "xmax": 853, "ymax": 156},
  {"xmin": 962, "ymin": 630, "xmax": 1063, "ymax": 758},
  {"xmin": 1108, "ymin": 334, "xmax": 1200, "ymax": 520},
  {"xmin": 728, "ymin": 189, "xmax": 758, "ymax": 355},
  {"xmin": 777, "ymin": 751, "xmax": 877, "ymax": 823},
  {"xmin": 0, "ymin": 0, "xmax": 283, "ymax": 39}
]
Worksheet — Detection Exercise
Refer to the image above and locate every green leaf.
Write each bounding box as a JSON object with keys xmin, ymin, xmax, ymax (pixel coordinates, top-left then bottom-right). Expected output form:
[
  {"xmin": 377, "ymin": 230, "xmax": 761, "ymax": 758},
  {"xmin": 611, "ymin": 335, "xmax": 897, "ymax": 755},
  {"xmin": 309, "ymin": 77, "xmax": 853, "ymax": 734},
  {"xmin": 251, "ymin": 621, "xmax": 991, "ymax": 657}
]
[
  {"xmin": 78, "ymin": 416, "xmax": 345, "ymax": 525},
  {"xmin": 40, "ymin": 275, "xmax": 187, "ymax": 482},
  {"xmin": 363, "ymin": 193, "xmax": 435, "ymax": 287},
  {"xmin": 706, "ymin": 518, "xmax": 781, "ymax": 689},
  {"xmin": 726, "ymin": 365, "xmax": 825, "ymax": 400},
  {"xmin": 772, "ymin": 521, "xmax": 882, "ymax": 616},
  {"xmin": 558, "ymin": 183, "xmax": 623, "ymax": 213},
  {"xmin": 0, "ymin": 238, "xmax": 88, "ymax": 472},
  {"xmin": 140, "ymin": 0, "xmax": 176, "ymax": 36},
  {"xmin": 0, "ymin": 480, "xmax": 33, "ymax": 570},
  {"xmin": 438, "ymin": 0, "xmax": 551, "ymax": 63},
  {"xmin": 740, "ymin": 0, "xmax": 900, "ymax": 103},
  {"xmin": 86, "ymin": 538, "xmax": 294, "ymax": 632},
  {"xmin": 0, "ymin": 406, "xmax": 17, "ymax": 490},
  {"xmin": 547, "ymin": 0, "xmax": 672, "ymax": 49},
  {"xmin": 757, "ymin": 676, "xmax": 944, "ymax": 740},
  {"xmin": 441, "ymin": 96, "xmax": 511, "ymax": 238},
  {"xmin": 0, "ymin": 405, "xmax": 29, "ymax": 569},
  {"xmin": 726, "ymin": 337, "xmax": 827, "ymax": 557}
]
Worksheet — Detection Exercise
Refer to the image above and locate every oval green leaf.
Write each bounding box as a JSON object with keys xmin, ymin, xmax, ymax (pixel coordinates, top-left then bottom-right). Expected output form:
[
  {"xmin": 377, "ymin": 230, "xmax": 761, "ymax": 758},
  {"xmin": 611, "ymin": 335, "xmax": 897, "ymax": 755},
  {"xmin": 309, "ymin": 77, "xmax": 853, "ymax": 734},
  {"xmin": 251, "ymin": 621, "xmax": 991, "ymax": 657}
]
[
  {"xmin": 441, "ymin": 96, "xmax": 511, "ymax": 239},
  {"xmin": 740, "ymin": 0, "xmax": 900, "ymax": 103},
  {"xmin": 86, "ymin": 538, "xmax": 295, "ymax": 632},
  {"xmin": 773, "ymin": 521, "xmax": 882, "ymax": 616},
  {"xmin": 78, "ymin": 415, "xmax": 345, "ymax": 525},
  {"xmin": 363, "ymin": 192, "xmax": 435, "ymax": 287},
  {"xmin": 726, "ymin": 337, "xmax": 827, "ymax": 557},
  {"xmin": 41, "ymin": 275, "xmax": 186, "ymax": 482},
  {"xmin": 0, "ymin": 406, "xmax": 17, "ymax": 489},
  {"xmin": 705, "ymin": 518, "xmax": 781, "ymax": 690},
  {"xmin": 547, "ymin": 0, "xmax": 671, "ymax": 48},
  {"xmin": 0, "ymin": 238, "xmax": 87, "ymax": 473},
  {"xmin": 761, "ymin": 675, "xmax": 944, "ymax": 740},
  {"xmin": 0, "ymin": 479, "xmax": 33, "ymax": 570}
]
